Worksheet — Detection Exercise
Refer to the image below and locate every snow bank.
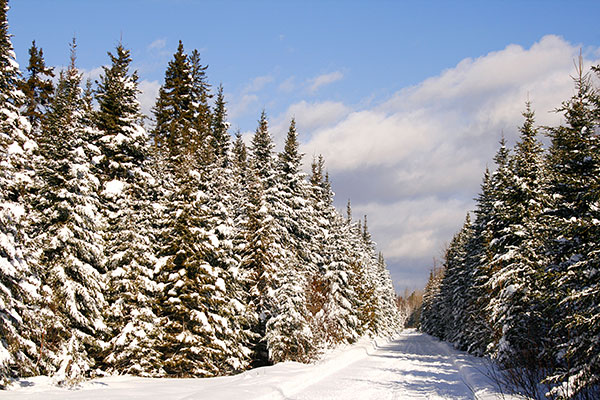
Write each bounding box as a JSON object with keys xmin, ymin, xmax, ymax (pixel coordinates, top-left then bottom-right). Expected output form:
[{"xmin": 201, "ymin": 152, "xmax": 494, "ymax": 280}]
[
  {"xmin": 102, "ymin": 180, "xmax": 125, "ymax": 197},
  {"xmin": 4, "ymin": 336, "xmax": 391, "ymax": 400}
]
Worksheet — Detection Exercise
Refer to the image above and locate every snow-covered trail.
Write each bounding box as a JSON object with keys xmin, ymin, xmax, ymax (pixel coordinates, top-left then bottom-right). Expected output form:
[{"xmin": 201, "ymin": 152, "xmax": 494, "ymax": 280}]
[
  {"xmin": 291, "ymin": 329, "xmax": 504, "ymax": 400},
  {"xmin": 4, "ymin": 330, "xmax": 513, "ymax": 400}
]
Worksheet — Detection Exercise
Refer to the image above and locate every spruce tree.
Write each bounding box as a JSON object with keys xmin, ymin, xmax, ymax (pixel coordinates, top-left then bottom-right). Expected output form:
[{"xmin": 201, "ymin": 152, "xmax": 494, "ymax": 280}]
[
  {"xmin": 242, "ymin": 112, "xmax": 283, "ymax": 365},
  {"xmin": 240, "ymin": 167, "xmax": 279, "ymax": 366},
  {"xmin": 437, "ymin": 214, "xmax": 473, "ymax": 346},
  {"xmin": 543, "ymin": 62, "xmax": 600, "ymax": 395},
  {"xmin": 18, "ymin": 40, "xmax": 54, "ymax": 134},
  {"xmin": 195, "ymin": 114, "xmax": 254, "ymax": 372},
  {"xmin": 211, "ymin": 84, "xmax": 229, "ymax": 165},
  {"xmin": 420, "ymin": 266, "xmax": 445, "ymax": 338},
  {"xmin": 153, "ymin": 150, "xmax": 240, "ymax": 376},
  {"xmin": 266, "ymin": 119, "xmax": 317, "ymax": 361},
  {"xmin": 485, "ymin": 104, "xmax": 549, "ymax": 364},
  {"xmin": 92, "ymin": 43, "xmax": 161, "ymax": 376},
  {"xmin": 189, "ymin": 49, "xmax": 211, "ymax": 154},
  {"xmin": 0, "ymin": 0, "xmax": 40, "ymax": 383},
  {"xmin": 374, "ymin": 252, "xmax": 404, "ymax": 335},
  {"xmin": 230, "ymin": 132, "xmax": 249, "ymax": 238},
  {"xmin": 152, "ymin": 41, "xmax": 195, "ymax": 161},
  {"xmin": 32, "ymin": 39, "xmax": 107, "ymax": 383},
  {"xmin": 460, "ymin": 169, "xmax": 494, "ymax": 356}
]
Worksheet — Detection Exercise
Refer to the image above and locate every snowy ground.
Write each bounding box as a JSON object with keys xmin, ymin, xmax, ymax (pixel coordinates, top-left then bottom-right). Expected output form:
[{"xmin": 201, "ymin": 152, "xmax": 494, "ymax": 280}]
[{"xmin": 4, "ymin": 329, "xmax": 516, "ymax": 400}]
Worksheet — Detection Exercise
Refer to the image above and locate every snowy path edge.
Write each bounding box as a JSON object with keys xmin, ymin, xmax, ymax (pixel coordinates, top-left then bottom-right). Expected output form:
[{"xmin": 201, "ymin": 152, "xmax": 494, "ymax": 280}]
[
  {"xmin": 252, "ymin": 335, "xmax": 395, "ymax": 400},
  {"xmin": 3, "ymin": 334, "xmax": 398, "ymax": 400}
]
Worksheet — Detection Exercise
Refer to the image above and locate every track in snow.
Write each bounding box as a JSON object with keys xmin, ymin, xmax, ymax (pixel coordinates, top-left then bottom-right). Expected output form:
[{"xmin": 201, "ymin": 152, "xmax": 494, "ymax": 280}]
[
  {"xmin": 5, "ymin": 329, "xmax": 513, "ymax": 400},
  {"xmin": 290, "ymin": 329, "xmax": 506, "ymax": 400}
]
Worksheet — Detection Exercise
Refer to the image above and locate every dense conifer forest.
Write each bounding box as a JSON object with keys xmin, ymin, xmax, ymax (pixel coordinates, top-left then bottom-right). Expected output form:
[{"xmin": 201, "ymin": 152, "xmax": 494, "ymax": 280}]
[
  {"xmin": 0, "ymin": 0, "xmax": 403, "ymax": 386},
  {"xmin": 421, "ymin": 59, "xmax": 600, "ymax": 398}
]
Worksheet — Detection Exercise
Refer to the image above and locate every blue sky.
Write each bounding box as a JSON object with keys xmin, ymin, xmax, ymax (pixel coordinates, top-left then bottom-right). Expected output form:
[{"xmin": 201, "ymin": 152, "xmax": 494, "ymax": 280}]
[{"xmin": 9, "ymin": 1, "xmax": 600, "ymax": 292}]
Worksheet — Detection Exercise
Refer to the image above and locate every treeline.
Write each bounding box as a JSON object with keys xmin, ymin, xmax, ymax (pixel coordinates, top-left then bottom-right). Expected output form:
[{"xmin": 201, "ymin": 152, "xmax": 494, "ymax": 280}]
[
  {"xmin": 396, "ymin": 289, "xmax": 423, "ymax": 328},
  {"xmin": 0, "ymin": 0, "xmax": 403, "ymax": 386},
  {"xmin": 421, "ymin": 59, "xmax": 600, "ymax": 398}
]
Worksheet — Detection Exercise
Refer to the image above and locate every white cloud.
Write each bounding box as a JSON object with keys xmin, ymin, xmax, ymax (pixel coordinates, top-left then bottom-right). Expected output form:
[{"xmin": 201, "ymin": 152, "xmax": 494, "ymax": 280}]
[
  {"xmin": 353, "ymin": 197, "xmax": 470, "ymax": 261},
  {"xmin": 228, "ymin": 93, "xmax": 259, "ymax": 119},
  {"xmin": 278, "ymin": 76, "xmax": 296, "ymax": 93},
  {"xmin": 148, "ymin": 38, "xmax": 167, "ymax": 51},
  {"xmin": 269, "ymin": 100, "xmax": 351, "ymax": 148},
  {"xmin": 299, "ymin": 35, "xmax": 600, "ymax": 289},
  {"xmin": 306, "ymin": 35, "xmax": 589, "ymax": 174},
  {"xmin": 308, "ymin": 71, "xmax": 344, "ymax": 93},
  {"xmin": 80, "ymin": 66, "xmax": 105, "ymax": 84},
  {"xmin": 138, "ymin": 80, "xmax": 160, "ymax": 121},
  {"xmin": 244, "ymin": 75, "xmax": 274, "ymax": 93}
]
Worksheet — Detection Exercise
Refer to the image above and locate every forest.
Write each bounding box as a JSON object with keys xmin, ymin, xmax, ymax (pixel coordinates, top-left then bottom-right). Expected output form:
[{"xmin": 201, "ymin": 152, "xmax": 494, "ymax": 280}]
[
  {"xmin": 420, "ymin": 59, "xmax": 600, "ymax": 398},
  {"xmin": 0, "ymin": 0, "xmax": 403, "ymax": 386}
]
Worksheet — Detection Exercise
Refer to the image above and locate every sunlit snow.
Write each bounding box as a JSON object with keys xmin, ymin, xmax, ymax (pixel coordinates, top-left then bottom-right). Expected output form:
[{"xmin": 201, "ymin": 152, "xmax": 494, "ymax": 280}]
[{"xmin": 5, "ymin": 330, "xmax": 518, "ymax": 400}]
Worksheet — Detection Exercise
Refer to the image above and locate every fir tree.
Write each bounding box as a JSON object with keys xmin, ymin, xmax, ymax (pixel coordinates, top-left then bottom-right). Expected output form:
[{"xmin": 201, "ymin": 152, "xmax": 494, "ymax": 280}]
[
  {"xmin": 374, "ymin": 252, "xmax": 404, "ymax": 335},
  {"xmin": 437, "ymin": 214, "xmax": 473, "ymax": 346},
  {"xmin": 420, "ymin": 265, "xmax": 445, "ymax": 338},
  {"xmin": 154, "ymin": 153, "xmax": 247, "ymax": 376},
  {"xmin": 250, "ymin": 110, "xmax": 276, "ymax": 185}
]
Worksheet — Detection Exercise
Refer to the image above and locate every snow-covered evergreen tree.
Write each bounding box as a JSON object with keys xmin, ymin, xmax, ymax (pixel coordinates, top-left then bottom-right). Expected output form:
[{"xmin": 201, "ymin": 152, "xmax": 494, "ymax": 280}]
[
  {"xmin": 32, "ymin": 39, "xmax": 106, "ymax": 383},
  {"xmin": 241, "ymin": 112, "xmax": 284, "ymax": 365},
  {"xmin": 543, "ymin": 61, "xmax": 600, "ymax": 396},
  {"xmin": 484, "ymin": 105, "xmax": 550, "ymax": 365},
  {"xmin": 152, "ymin": 41, "xmax": 196, "ymax": 162},
  {"xmin": 211, "ymin": 85, "xmax": 229, "ymax": 166},
  {"xmin": 92, "ymin": 43, "xmax": 161, "ymax": 376},
  {"xmin": 0, "ymin": 0, "xmax": 40, "ymax": 383},
  {"xmin": 459, "ymin": 169, "xmax": 494, "ymax": 356},
  {"xmin": 266, "ymin": 119, "xmax": 316, "ymax": 362},
  {"xmin": 373, "ymin": 252, "xmax": 405, "ymax": 335},
  {"xmin": 419, "ymin": 266, "xmax": 445, "ymax": 338},
  {"xmin": 437, "ymin": 215, "xmax": 473, "ymax": 346},
  {"xmin": 153, "ymin": 153, "xmax": 245, "ymax": 376},
  {"xmin": 240, "ymin": 167, "xmax": 279, "ymax": 366}
]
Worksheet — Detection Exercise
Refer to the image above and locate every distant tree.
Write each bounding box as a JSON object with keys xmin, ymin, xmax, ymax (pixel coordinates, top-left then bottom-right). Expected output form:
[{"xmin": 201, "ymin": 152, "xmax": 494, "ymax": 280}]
[
  {"xmin": 420, "ymin": 265, "xmax": 445, "ymax": 338},
  {"xmin": 152, "ymin": 41, "xmax": 196, "ymax": 161},
  {"xmin": 189, "ymin": 49, "xmax": 211, "ymax": 153},
  {"xmin": 211, "ymin": 84, "xmax": 229, "ymax": 165},
  {"xmin": 19, "ymin": 40, "xmax": 54, "ymax": 134}
]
